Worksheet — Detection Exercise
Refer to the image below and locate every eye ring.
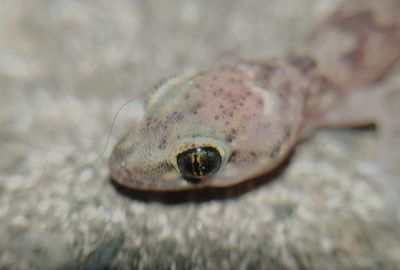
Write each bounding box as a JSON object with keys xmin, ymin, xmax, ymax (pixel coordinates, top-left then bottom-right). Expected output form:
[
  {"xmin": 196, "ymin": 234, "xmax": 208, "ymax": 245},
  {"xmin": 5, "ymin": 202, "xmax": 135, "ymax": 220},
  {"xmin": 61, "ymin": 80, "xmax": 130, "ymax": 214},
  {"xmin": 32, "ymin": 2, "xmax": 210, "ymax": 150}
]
[{"xmin": 176, "ymin": 146, "xmax": 222, "ymax": 180}]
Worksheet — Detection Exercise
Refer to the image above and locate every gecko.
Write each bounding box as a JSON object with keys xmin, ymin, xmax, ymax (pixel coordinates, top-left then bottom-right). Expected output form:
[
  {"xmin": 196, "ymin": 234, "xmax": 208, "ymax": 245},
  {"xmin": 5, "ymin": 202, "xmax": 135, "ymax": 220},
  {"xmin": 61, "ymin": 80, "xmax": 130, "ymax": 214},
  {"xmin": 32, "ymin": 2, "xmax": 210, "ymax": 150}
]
[{"xmin": 110, "ymin": 0, "xmax": 400, "ymax": 197}]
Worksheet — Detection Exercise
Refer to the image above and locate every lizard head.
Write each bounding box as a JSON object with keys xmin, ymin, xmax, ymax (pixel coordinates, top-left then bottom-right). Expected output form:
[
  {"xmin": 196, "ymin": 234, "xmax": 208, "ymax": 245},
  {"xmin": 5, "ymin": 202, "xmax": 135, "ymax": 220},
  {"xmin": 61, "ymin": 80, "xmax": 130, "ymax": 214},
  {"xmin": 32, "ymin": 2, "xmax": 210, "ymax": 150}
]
[{"xmin": 110, "ymin": 64, "xmax": 299, "ymax": 191}]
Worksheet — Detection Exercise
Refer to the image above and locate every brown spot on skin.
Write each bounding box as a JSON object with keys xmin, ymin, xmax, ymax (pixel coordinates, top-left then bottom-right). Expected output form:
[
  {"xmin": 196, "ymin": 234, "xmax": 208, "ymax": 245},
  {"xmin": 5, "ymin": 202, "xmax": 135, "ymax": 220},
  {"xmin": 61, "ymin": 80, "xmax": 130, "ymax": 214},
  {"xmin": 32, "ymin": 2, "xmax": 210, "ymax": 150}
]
[
  {"xmin": 156, "ymin": 162, "xmax": 175, "ymax": 172},
  {"xmin": 269, "ymin": 144, "xmax": 281, "ymax": 158},
  {"xmin": 224, "ymin": 128, "xmax": 238, "ymax": 143},
  {"xmin": 302, "ymin": 73, "xmax": 339, "ymax": 117},
  {"xmin": 226, "ymin": 150, "xmax": 261, "ymax": 164},
  {"xmin": 314, "ymin": 75, "xmax": 336, "ymax": 90},
  {"xmin": 250, "ymin": 62, "xmax": 279, "ymax": 89},
  {"xmin": 310, "ymin": 74, "xmax": 337, "ymax": 95},
  {"xmin": 255, "ymin": 62, "xmax": 277, "ymax": 76},
  {"xmin": 189, "ymin": 102, "xmax": 203, "ymax": 115},
  {"xmin": 247, "ymin": 151, "xmax": 258, "ymax": 162},
  {"xmin": 225, "ymin": 135, "xmax": 234, "ymax": 143},
  {"xmin": 167, "ymin": 111, "xmax": 184, "ymax": 123},
  {"xmin": 158, "ymin": 137, "xmax": 168, "ymax": 150},
  {"xmin": 289, "ymin": 54, "xmax": 318, "ymax": 74},
  {"xmin": 145, "ymin": 117, "xmax": 153, "ymax": 127},
  {"xmin": 228, "ymin": 150, "xmax": 238, "ymax": 163},
  {"xmin": 274, "ymin": 81, "xmax": 294, "ymax": 112}
]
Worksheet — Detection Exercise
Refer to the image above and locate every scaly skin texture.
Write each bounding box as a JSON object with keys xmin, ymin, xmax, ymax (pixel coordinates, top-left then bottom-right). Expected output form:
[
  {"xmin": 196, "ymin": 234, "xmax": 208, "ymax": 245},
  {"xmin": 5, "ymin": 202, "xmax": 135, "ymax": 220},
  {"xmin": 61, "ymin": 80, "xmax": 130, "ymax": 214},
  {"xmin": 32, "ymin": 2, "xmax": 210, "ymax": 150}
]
[{"xmin": 110, "ymin": 0, "xmax": 400, "ymax": 191}]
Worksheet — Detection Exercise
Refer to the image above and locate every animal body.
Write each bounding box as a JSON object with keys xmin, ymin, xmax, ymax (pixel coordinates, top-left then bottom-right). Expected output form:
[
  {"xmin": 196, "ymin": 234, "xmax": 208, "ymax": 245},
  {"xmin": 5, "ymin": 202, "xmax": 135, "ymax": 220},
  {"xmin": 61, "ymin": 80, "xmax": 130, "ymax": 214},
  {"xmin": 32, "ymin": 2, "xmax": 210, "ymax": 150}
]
[{"xmin": 110, "ymin": 0, "xmax": 400, "ymax": 194}]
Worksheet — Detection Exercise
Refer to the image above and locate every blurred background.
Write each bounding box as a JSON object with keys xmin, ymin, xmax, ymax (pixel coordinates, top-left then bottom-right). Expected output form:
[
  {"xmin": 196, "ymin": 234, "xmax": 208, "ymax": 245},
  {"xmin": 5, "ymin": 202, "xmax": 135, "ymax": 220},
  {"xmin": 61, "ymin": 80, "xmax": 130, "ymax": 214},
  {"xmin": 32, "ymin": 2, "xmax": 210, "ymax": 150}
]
[{"xmin": 1, "ymin": 0, "xmax": 399, "ymax": 269}]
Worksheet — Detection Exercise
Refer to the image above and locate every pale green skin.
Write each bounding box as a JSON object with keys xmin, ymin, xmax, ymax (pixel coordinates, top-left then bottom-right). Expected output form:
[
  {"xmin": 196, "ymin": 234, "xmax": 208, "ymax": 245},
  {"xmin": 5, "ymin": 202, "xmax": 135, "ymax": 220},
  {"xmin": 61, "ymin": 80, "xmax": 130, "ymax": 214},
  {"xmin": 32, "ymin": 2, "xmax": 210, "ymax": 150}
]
[{"xmin": 110, "ymin": 0, "xmax": 400, "ymax": 192}]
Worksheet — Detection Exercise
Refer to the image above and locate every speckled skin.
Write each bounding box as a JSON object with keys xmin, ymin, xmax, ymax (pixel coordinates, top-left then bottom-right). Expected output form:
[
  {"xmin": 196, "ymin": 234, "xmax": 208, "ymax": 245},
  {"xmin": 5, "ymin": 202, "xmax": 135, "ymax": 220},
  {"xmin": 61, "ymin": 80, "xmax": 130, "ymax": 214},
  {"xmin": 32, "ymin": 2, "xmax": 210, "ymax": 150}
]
[{"xmin": 110, "ymin": 0, "xmax": 400, "ymax": 191}]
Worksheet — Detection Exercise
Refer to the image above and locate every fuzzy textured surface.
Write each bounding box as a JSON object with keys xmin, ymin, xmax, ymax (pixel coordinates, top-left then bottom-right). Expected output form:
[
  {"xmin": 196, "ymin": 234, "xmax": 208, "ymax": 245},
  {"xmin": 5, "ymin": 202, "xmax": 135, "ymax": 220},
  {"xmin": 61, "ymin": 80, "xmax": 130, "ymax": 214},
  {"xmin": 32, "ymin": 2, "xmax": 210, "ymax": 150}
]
[{"xmin": 1, "ymin": 0, "xmax": 399, "ymax": 269}]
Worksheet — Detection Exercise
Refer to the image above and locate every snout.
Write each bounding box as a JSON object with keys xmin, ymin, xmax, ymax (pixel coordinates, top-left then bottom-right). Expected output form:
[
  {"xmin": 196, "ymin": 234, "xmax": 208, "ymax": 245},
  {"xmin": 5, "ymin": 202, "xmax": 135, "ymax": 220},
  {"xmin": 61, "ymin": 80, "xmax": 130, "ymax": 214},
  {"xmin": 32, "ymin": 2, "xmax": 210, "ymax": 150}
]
[{"xmin": 109, "ymin": 151, "xmax": 199, "ymax": 191}]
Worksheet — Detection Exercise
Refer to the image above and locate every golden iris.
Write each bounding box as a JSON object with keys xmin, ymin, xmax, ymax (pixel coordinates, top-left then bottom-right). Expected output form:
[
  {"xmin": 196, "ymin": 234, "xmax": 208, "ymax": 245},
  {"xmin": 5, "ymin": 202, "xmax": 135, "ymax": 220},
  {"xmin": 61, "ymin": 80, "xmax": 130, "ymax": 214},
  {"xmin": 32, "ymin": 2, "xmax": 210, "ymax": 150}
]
[{"xmin": 176, "ymin": 147, "xmax": 222, "ymax": 180}]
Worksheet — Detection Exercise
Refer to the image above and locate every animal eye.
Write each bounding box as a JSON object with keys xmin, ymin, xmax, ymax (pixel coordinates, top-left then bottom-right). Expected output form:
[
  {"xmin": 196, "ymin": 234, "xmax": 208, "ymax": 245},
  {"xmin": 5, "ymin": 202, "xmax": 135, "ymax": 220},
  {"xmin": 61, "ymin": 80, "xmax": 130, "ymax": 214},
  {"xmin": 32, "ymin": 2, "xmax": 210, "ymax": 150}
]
[{"xmin": 176, "ymin": 147, "xmax": 222, "ymax": 180}]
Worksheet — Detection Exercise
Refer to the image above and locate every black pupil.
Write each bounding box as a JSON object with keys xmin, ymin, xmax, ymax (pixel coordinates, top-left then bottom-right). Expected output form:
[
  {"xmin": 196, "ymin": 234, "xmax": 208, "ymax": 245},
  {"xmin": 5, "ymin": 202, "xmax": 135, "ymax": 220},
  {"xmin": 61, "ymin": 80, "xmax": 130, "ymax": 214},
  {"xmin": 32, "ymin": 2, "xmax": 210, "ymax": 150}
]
[{"xmin": 176, "ymin": 147, "xmax": 222, "ymax": 180}]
